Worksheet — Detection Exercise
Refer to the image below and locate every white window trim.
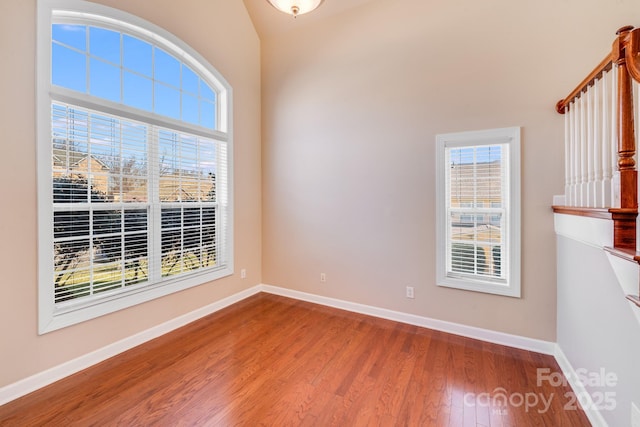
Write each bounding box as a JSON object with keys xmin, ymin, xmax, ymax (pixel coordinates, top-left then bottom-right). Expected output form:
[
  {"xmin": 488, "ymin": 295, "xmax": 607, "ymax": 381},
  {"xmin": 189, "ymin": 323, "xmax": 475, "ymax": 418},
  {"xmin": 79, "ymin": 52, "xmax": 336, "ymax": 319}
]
[
  {"xmin": 435, "ymin": 127, "xmax": 521, "ymax": 298},
  {"xmin": 37, "ymin": 0, "xmax": 234, "ymax": 333}
]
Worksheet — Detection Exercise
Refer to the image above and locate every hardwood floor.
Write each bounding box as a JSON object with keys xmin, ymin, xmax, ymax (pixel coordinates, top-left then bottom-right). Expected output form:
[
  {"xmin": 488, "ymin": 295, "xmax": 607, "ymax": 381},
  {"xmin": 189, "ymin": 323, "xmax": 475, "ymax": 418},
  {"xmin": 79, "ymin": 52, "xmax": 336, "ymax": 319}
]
[{"xmin": 0, "ymin": 293, "xmax": 590, "ymax": 426}]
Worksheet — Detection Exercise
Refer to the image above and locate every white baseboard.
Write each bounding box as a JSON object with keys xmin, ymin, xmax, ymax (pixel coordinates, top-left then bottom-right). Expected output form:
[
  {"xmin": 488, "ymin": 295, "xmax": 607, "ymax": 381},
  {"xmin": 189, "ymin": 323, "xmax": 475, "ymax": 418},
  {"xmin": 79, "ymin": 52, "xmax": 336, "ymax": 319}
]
[
  {"xmin": 0, "ymin": 286, "xmax": 262, "ymax": 406},
  {"xmin": 0, "ymin": 283, "xmax": 559, "ymax": 407},
  {"xmin": 259, "ymin": 284, "xmax": 556, "ymax": 355},
  {"xmin": 554, "ymin": 345, "xmax": 608, "ymax": 427}
]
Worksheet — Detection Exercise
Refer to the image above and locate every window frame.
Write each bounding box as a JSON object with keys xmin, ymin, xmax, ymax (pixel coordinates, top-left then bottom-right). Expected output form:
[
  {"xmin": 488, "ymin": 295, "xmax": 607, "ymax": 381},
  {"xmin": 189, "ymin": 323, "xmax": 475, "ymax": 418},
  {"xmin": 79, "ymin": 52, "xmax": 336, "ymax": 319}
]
[
  {"xmin": 435, "ymin": 127, "xmax": 521, "ymax": 298},
  {"xmin": 37, "ymin": 0, "xmax": 234, "ymax": 333}
]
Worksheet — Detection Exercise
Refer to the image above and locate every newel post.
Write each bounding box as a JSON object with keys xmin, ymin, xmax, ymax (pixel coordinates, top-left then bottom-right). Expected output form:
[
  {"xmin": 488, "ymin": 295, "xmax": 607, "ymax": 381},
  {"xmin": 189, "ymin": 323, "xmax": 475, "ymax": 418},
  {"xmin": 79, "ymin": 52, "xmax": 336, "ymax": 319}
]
[{"xmin": 609, "ymin": 26, "xmax": 638, "ymax": 250}]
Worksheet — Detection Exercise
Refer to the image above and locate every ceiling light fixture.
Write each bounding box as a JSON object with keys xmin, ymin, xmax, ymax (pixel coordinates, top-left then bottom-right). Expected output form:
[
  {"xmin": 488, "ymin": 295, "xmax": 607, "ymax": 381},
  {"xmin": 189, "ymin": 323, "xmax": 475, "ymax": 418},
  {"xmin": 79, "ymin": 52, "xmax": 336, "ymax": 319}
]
[{"xmin": 266, "ymin": 0, "xmax": 324, "ymax": 17}]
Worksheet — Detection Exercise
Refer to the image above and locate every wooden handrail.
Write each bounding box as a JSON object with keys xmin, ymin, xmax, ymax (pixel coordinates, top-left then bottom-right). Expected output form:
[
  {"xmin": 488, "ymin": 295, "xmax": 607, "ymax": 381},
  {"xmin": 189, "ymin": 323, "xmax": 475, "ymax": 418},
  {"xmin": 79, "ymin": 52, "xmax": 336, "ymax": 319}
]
[
  {"xmin": 556, "ymin": 54, "xmax": 613, "ymax": 114},
  {"xmin": 624, "ymin": 27, "xmax": 640, "ymax": 84},
  {"xmin": 555, "ymin": 25, "xmax": 640, "ymax": 114}
]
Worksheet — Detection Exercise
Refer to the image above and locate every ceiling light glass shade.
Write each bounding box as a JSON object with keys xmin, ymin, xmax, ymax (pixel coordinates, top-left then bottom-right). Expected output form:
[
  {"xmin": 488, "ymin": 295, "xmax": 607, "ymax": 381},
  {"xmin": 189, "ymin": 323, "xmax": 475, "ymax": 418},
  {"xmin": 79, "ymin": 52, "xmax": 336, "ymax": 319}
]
[{"xmin": 266, "ymin": 0, "xmax": 324, "ymax": 17}]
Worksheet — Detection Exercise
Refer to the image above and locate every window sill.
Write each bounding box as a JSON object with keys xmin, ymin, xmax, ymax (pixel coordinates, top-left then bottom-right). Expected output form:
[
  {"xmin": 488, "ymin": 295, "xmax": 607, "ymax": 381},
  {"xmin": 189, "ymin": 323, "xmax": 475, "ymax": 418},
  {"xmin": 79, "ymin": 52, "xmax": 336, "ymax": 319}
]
[
  {"xmin": 437, "ymin": 275, "xmax": 521, "ymax": 298},
  {"xmin": 39, "ymin": 266, "xmax": 233, "ymax": 334}
]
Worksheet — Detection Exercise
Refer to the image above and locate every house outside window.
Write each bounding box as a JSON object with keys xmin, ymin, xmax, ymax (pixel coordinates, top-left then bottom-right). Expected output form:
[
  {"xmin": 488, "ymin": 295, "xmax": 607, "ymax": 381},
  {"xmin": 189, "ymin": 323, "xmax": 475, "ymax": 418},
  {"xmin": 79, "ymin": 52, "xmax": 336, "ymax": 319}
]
[{"xmin": 37, "ymin": 0, "xmax": 233, "ymax": 333}]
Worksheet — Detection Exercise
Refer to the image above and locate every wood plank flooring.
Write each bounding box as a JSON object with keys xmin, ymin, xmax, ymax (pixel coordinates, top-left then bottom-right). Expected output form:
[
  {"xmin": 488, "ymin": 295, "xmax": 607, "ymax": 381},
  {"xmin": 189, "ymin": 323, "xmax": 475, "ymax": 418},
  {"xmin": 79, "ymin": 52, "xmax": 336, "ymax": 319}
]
[{"xmin": 0, "ymin": 293, "xmax": 591, "ymax": 426}]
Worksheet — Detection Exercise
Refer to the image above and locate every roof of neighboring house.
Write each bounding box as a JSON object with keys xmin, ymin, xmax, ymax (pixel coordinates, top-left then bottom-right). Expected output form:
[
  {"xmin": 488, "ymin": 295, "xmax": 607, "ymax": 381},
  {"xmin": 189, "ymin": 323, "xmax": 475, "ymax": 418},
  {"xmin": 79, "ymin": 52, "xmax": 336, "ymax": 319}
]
[
  {"xmin": 52, "ymin": 147, "xmax": 110, "ymax": 171},
  {"xmin": 450, "ymin": 160, "xmax": 503, "ymax": 202}
]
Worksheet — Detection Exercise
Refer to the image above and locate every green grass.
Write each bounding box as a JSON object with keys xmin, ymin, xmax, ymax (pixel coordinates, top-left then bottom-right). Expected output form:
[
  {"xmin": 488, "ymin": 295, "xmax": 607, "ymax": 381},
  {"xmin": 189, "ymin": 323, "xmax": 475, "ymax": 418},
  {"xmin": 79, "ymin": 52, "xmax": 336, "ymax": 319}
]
[{"xmin": 54, "ymin": 251, "xmax": 217, "ymax": 303}]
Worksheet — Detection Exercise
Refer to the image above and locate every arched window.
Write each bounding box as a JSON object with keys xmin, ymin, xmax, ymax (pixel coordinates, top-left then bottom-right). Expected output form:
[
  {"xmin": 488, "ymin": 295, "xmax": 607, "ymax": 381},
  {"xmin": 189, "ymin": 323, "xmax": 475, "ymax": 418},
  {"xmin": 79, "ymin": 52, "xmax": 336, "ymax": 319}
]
[{"xmin": 37, "ymin": 0, "xmax": 233, "ymax": 333}]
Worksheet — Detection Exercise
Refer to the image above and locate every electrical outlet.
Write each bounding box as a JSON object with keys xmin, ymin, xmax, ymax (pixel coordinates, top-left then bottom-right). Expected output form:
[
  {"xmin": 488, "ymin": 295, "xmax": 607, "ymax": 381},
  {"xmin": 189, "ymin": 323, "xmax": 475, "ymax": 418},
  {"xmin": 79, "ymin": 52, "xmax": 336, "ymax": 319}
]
[
  {"xmin": 406, "ymin": 286, "xmax": 414, "ymax": 299},
  {"xmin": 632, "ymin": 402, "xmax": 640, "ymax": 427},
  {"xmin": 240, "ymin": 269, "xmax": 246, "ymax": 279},
  {"xmin": 320, "ymin": 273, "xmax": 326, "ymax": 282}
]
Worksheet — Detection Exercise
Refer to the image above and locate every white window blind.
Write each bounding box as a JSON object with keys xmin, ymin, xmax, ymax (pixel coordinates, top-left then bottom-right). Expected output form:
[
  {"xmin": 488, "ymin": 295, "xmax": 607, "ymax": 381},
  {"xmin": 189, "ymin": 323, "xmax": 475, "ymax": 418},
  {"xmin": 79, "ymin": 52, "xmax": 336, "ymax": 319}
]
[
  {"xmin": 52, "ymin": 103, "xmax": 151, "ymax": 304},
  {"xmin": 52, "ymin": 103, "xmax": 227, "ymax": 307},
  {"xmin": 446, "ymin": 144, "xmax": 506, "ymax": 281},
  {"xmin": 436, "ymin": 128, "xmax": 520, "ymax": 298}
]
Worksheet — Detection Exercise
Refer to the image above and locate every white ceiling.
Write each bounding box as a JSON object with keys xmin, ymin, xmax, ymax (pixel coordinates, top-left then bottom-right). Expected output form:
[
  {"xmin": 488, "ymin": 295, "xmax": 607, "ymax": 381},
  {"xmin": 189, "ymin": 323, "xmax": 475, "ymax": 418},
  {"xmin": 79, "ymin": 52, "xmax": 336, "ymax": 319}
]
[{"xmin": 243, "ymin": 0, "xmax": 378, "ymax": 38}]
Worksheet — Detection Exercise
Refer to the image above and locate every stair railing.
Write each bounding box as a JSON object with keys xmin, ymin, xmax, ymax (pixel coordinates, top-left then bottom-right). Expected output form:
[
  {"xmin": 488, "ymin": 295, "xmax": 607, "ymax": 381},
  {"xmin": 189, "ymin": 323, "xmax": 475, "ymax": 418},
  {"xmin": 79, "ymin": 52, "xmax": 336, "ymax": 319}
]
[{"xmin": 554, "ymin": 26, "xmax": 640, "ymax": 251}]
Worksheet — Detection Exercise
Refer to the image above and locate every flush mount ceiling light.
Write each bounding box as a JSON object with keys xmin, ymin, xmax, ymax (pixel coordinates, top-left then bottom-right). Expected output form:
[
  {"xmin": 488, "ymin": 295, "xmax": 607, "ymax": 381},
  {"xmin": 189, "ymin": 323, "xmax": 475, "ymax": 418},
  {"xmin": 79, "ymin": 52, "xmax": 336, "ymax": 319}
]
[{"xmin": 266, "ymin": 0, "xmax": 324, "ymax": 17}]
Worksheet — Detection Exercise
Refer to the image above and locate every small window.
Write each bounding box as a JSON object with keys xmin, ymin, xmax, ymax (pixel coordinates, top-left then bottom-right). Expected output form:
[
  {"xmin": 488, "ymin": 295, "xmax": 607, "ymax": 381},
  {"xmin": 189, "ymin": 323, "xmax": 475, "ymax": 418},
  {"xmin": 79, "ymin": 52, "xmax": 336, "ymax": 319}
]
[{"xmin": 435, "ymin": 127, "xmax": 521, "ymax": 297}]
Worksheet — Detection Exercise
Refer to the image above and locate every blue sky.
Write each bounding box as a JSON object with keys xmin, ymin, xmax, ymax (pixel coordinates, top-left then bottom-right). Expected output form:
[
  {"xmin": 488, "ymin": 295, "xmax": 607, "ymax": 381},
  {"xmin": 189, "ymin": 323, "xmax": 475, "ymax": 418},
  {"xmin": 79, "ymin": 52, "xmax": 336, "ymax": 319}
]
[
  {"xmin": 450, "ymin": 145, "xmax": 503, "ymax": 165},
  {"xmin": 52, "ymin": 24, "xmax": 216, "ymax": 130}
]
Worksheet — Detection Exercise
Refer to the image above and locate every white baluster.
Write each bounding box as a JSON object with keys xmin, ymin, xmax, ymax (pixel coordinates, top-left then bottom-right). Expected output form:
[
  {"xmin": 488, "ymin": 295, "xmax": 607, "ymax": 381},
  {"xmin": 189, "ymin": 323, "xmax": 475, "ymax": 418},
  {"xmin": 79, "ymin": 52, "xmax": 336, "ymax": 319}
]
[
  {"xmin": 568, "ymin": 101, "xmax": 576, "ymax": 205},
  {"xmin": 574, "ymin": 97, "xmax": 581, "ymax": 206},
  {"xmin": 593, "ymin": 78, "xmax": 603, "ymax": 207},
  {"xmin": 602, "ymin": 69, "xmax": 612, "ymax": 207},
  {"xmin": 580, "ymin": 94, "xmax": 588, "ymax": 206},
  {"xmin": 586, "ymin": 84, "xmax": 595, "ymax": 206},
  {"xmin": 564, "ymin": 103, "xmax": 570, "ymax": 205},
  {"xmin": 611, "ymin": 65, "xmax": 620, "ymax": 208}
]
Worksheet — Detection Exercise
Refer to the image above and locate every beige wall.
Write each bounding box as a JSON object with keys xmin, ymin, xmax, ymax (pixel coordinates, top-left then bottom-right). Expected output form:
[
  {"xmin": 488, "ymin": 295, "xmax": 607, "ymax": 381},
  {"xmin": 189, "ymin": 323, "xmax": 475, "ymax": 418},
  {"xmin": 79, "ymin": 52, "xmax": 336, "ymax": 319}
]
[
  {"xmin": 4, "ymin": 0, "xmax": 640, "ymax": 393},
  {"xmin": 0, "ymin": 0, "xmax": 261, "ymax": 387},
  {"xmin": 261, "ymin": 0, "xmax": 640, "ymax": 341}
]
